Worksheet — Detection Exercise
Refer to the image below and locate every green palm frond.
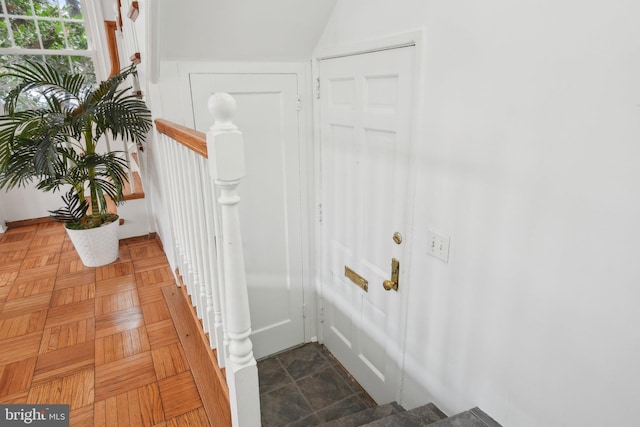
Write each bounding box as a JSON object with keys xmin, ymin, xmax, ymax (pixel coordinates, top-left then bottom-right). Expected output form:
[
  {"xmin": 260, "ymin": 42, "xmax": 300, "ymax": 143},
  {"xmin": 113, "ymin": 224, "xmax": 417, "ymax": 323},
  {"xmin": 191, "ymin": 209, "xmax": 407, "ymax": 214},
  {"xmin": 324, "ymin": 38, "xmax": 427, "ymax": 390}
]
[
  {"xmin": 49, "ymin": 188, "xmax": 88, "ymax": 223},
  {"xmin": 2, "ymin": 60, "xmax": 83, "ymax": 114},
  {"xmin": 94, "ymin": 96, "xmax": 152, "ymax": 143},
  {"xmin": 0, "ymin": 109, "xmax": 71, "ymax": 189},
  {"xmin": 84, "ymin": 64, "xmax": 136, "ymax": 107}
]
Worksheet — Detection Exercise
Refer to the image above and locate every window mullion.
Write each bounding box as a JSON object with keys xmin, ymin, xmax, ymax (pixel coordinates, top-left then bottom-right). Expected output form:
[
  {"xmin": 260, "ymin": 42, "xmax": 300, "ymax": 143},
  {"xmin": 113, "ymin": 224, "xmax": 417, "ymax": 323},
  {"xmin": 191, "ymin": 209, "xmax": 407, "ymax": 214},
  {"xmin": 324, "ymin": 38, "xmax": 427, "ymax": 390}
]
[
  {"xmin": 1, "ymin": 14, "xmax": 83, "ymax": 23},
  {"xmin": 58, "ymin": 0, "xmax": 71, "ymax": 50},
  {"xmin": 0, "ymin": 0, "xmax": 16, "ymax": 48},
  {"xmin": 28, "ymin": 0, "xmax": 45, "ymax": 50},
  {"xmin": 0, "ymin": 47, "xmax": 93, "ymax": 56}
]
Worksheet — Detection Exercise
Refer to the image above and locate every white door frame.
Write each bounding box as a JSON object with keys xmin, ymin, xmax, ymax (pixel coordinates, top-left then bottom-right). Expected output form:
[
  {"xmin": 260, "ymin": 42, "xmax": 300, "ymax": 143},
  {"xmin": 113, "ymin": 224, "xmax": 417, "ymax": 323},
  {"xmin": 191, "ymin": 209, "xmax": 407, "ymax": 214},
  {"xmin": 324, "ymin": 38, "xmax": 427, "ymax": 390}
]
[
  {"xmin": 176, "ymin": 61, "xmax": 318, "ymax": 344},
  {"xmin": 312, "ymin": 30, "xmax": 426, "ymax": 402}
]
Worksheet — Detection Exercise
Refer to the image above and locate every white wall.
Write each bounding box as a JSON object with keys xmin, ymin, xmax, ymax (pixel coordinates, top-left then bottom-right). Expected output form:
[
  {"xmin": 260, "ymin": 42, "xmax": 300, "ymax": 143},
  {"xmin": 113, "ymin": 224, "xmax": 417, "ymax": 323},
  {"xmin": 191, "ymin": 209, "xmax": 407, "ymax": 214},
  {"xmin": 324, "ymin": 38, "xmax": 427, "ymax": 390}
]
[
  {"xmin": 0, "ymin": 187, "xmax": 63, "ymax": 222},
  {"xmin": 159, "ymin": 0, "xmax": 337, "ymax": 62},
  {"xmin": 317, "ymin": 1, "xmax": 640, "ymax": 426},
  {"xmin": 99, "ymin": 0, "xmax": 115, "ymax": 22}
]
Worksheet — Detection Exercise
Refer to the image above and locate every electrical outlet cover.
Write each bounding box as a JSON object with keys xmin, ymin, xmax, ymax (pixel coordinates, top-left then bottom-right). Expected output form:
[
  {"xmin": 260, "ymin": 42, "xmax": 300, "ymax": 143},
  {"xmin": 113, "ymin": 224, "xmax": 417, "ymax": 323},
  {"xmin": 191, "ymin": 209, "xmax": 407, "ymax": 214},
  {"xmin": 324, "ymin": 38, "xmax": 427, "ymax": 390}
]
[{"xmin": 427, "ymin": 229, "xmax": 450, "ymax": 263}]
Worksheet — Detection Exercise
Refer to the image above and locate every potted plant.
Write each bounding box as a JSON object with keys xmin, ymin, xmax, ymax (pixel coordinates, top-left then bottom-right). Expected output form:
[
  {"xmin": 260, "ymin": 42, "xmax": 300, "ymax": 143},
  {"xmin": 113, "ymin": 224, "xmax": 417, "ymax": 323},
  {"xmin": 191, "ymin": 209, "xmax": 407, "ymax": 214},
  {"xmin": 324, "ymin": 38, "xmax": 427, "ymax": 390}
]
[{"xmin": 0, "ymin": 60, "xmax": 152, "ymax": 266}]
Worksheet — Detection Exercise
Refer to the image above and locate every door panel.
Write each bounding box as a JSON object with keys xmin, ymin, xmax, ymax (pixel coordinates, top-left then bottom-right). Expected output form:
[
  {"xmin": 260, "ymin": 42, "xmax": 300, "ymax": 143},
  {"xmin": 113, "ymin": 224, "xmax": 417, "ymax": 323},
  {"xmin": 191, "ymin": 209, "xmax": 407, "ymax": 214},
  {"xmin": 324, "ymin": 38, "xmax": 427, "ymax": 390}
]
[
  {"xmin": 189, "ymin": 73, "xmax": 304, "ymax": 359},
  {"xmin": 320, "ymin": 47, "xmax": 415, "ymax": 403}
]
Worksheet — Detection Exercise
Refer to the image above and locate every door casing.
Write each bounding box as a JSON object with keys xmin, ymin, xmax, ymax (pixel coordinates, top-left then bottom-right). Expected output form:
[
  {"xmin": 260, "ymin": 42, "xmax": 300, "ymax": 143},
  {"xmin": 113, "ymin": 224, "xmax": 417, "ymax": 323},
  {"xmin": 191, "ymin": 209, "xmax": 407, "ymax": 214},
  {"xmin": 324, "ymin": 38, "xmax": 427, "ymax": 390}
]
[{"xmin": 312, "ymin": 30, "xmax": 426, "ymax": 404}]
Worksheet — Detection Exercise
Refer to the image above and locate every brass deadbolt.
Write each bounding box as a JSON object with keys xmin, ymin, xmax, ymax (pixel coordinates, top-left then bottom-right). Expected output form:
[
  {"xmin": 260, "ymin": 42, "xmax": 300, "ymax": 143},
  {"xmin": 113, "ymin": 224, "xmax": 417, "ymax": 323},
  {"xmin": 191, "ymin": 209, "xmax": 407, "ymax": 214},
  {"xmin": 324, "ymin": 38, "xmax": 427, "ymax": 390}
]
[{"xmin": 393, "ymin": 232, "xmax": 403, "ymax": 245}]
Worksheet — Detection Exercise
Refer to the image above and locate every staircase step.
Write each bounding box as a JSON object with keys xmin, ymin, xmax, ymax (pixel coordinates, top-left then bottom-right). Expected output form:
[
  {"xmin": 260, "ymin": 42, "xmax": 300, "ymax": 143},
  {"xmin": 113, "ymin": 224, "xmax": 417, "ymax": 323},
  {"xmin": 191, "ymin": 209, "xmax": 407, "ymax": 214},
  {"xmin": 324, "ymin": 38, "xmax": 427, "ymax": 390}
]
[
  {"xmin": 363, "ymin": 402, "xmax": 447, "ymax": 426},
  {"xmin": 318, "ymin": 402, "xmax": 404, "ymax": 426},
  {"xmin": 429, "ymin": 407, "xmax": 501, "ymax": 427},
  {"xmin": 468, "ymin": 407, "xmax": 501, "ymax": 426},
  {"xmin": 123, "ymin": 170, "xmax": 145, "ymax": 200}
]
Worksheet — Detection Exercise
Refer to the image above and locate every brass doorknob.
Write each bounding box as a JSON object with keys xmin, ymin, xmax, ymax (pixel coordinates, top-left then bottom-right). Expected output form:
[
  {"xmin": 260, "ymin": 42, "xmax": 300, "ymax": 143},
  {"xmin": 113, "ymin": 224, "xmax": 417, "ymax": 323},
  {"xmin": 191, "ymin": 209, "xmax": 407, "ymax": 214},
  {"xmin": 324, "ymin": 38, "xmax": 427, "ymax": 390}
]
[{"xmin": 383, "ymin": 279, "xmax": 397, "ymax": 291}]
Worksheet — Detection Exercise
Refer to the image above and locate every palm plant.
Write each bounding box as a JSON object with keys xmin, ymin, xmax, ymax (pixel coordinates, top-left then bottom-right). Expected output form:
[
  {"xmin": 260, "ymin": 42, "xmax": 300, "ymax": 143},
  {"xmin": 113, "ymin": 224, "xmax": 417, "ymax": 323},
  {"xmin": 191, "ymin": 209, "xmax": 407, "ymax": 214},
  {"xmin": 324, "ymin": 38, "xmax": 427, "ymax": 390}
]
[{"xmin": 0, "ymin": 60, "xmax": 151, "ymax": 229}]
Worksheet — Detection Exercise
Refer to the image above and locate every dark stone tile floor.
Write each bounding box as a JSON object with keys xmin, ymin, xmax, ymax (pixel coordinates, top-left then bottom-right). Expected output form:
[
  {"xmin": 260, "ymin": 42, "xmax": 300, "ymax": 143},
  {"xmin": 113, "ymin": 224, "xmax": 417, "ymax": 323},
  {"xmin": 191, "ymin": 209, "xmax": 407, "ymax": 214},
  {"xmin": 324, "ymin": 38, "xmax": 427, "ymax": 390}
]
[{"xmin": 258, "ymin": 343, "xmax": 376, "ymax": 427}]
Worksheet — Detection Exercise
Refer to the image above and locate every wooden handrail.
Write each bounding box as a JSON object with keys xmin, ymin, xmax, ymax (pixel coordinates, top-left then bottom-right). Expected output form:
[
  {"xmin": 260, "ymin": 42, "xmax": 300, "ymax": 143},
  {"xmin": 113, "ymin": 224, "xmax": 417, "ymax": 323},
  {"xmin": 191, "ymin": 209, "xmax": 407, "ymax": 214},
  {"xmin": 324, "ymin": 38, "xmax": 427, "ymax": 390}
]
[
  {"xmin": 155, "ymin": 119, "xmax": 208, "ymax": 158},
  {"xmin": 104, "ymin": 21, "xmax": 120, "ymax": 78}
]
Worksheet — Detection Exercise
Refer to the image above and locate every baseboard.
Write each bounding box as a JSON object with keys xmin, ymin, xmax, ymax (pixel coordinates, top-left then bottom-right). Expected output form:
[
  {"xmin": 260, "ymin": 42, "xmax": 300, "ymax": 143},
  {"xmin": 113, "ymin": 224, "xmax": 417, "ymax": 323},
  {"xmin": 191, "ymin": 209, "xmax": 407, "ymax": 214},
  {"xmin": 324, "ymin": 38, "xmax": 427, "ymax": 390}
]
[
  {"xmin": 6, "ymin": 216, "xmax": 55, "ymax": 229},
  {"xmin": 119, "ymin": 232, "xmax": 160, "ymax": 245},
  {"xmin": 162, "ymin": 284, "xmax": 231, "ymax": 425}
]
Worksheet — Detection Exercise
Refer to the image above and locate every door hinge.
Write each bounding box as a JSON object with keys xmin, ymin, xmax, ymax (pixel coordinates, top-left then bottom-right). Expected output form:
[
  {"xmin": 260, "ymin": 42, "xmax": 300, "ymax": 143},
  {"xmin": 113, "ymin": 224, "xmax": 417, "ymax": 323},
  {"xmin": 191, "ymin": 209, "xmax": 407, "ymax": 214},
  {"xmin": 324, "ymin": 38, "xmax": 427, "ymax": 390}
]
[
  {"xmin": 297, "ymin": 95, "xmax": 302, "ymax": 111},
  {"xmin": 319, "ymin": 305, "xmax": 324, "ymax": 323},
  {"xmin": 315, "ymin": 78, "xmax": 320, "ymax": 99},
  {"xmin": 318, "ymin": 203, "xmax": 323, "ymax": 223}
]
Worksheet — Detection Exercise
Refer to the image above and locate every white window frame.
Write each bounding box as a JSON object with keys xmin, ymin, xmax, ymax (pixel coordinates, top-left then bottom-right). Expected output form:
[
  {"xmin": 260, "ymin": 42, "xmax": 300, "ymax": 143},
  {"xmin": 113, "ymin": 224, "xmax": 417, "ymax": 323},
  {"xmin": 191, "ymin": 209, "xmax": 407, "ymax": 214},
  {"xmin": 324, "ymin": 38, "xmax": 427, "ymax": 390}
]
[{"xmin": 0, "ymin": 0, "xmax": 108, "ymax": 80}]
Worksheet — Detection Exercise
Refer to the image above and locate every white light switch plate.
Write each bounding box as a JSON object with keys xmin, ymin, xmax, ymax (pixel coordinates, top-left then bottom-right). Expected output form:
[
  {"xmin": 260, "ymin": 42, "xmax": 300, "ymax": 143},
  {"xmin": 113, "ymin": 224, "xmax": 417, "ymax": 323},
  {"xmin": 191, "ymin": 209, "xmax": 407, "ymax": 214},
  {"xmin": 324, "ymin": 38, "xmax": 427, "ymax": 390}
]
[{"xmin": 427, "ymin": 229, "xmax": 450, "ymax": 263}]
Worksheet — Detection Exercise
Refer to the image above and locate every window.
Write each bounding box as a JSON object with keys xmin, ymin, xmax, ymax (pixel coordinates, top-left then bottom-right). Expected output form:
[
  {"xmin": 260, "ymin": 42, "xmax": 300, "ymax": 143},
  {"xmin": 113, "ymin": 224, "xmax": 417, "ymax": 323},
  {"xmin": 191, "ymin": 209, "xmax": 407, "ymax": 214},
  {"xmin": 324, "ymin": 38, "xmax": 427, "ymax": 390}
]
[{"xmin": 0, "ymin": 0, "xmax": 96, "ymax": 101}]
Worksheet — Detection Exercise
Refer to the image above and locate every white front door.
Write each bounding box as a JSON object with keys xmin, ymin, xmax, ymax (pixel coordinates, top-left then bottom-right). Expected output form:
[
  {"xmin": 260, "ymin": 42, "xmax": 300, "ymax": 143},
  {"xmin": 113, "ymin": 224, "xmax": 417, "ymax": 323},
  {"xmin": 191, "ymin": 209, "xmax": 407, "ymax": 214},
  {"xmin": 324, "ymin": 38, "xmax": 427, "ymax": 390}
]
[
  {"xmin": 189, "ymin": 73, "xmax": 305, "ymax": 359},
  {"xmin": 319, "ymin": 47, "xmax": 416, "ymax": 403}
]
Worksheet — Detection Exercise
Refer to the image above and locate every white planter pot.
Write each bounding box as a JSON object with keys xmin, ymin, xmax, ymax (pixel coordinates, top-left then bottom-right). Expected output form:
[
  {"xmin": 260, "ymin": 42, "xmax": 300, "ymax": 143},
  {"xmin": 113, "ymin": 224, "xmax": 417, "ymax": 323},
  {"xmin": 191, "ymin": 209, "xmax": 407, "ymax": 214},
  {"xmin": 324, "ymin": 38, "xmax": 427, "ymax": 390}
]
[{"xmin": 65, "ymin": 218, "xmax": 120, "ymax": 267}]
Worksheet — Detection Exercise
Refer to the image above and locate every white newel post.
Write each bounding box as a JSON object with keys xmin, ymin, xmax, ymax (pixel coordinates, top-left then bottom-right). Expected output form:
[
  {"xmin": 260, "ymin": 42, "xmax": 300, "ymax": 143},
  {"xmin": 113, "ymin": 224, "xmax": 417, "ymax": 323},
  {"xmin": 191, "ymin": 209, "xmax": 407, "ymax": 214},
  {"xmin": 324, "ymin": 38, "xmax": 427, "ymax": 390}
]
[
  {"xmin": 200, "ymin": 155, "xmax": 227, "ymax": 366},
  {"xmin": 206, "ymin": 93, "xmax": 260, "ymax": 427}
]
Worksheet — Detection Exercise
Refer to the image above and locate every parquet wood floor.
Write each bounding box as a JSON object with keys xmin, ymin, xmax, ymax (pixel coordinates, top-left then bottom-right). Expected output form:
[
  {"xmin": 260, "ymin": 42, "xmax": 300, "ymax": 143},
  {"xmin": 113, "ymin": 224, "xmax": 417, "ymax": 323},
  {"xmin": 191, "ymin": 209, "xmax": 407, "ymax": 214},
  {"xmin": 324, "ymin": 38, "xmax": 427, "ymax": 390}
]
[{"xmin": 0, "ymin": 223, "xmax": 231, "ymax": 426}]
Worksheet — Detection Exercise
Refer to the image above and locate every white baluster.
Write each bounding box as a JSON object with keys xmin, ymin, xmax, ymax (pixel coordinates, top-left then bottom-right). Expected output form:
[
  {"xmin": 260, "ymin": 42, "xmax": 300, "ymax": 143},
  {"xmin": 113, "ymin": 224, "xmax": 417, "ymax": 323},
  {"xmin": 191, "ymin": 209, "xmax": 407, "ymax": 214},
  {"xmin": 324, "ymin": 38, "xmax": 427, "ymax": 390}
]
[
  {"xmin": 207, "ymin": 93, "xmax": 260, "ymax": 427},
  {"xmin": 110, "ymin": 133, "xmax": 135, "ymax": 194},
  {"xmin": 166, "ymin": 139, "xmax": 187, "ymax": 278},
  {"xmin": 169, "ymin": 142, "xmax": 185, "ymax": 281},
  {"xmin": 189, "ymin": 149, "xmax": 208, "ymax": 323},
  {"xmin": 157, "ymin": 135, "xmax": 181, "ymax": 274},
  {"xmin": 155, "ymin": 135, "xmax": 181, "ymax": 276},
  {"xmin": 183, "ymin": 144, "xmax": 200, "ymax": 297},
  {"xmin": 172, "ymin": 144, "xmax": 191, "ymax": 292},
  {"xmin": 196, "ymin": 169, "xmax": 213, "ymax": 336}
]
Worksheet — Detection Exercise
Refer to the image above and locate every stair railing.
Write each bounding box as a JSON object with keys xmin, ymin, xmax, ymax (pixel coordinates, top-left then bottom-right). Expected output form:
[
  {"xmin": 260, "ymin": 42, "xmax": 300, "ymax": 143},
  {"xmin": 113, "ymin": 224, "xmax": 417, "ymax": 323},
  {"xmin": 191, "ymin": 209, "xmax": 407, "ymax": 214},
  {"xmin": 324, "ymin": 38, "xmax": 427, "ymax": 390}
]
[{"xmin": 154, "ymin": 93, "xmax": 260, "ymax": 427}]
